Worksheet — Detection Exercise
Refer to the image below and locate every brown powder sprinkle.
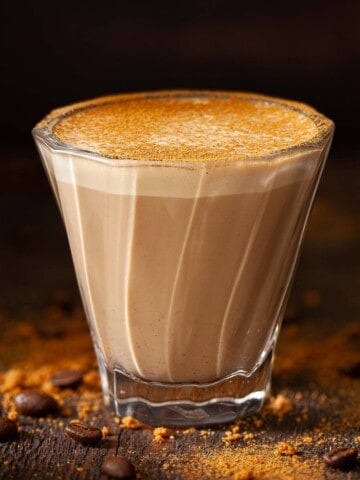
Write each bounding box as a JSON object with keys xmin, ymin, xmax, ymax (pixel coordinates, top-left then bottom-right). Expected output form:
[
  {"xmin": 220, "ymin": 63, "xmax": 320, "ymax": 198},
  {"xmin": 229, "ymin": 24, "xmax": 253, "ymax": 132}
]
[
  {"xmin": 35, "ymin": 91, "xmax": 333, "ymax": 163},
  {"xmin": 182, "ymin": 427, "xmax": 196, "ymax": 434},
  {"xmin": 233, "ymin": 470, "xmax": 255, "ymax": 480},
  {"xmin": 153, "ymin": 427, "xmax": 171, "ymax": 443},
  {"xmin": 0, "ymin": 369, "xmax": 26, "ymax": 392},
  {"xmin": 77, "ymin": 401, "xmax": 93, "ymax": 419},
  {"xmin": 276, "ymin": 442, "xmax": 297, "ymax": 456},
  {"xmin": 268, "ymin": 394, "xmax": 294, "ymax": 416},
  {"xmin": 163, "ymin": 444, "xmax": 324, "ymax": 479},
  {"xmin": 222, "ymin": 430, "xmax": 242, "ymax": 445},
  {"xmin": 7, "ymin": 411, "xmax": 18, "ymax": 421},
  {"xmin": 303, "ymin": 436, "xmax": 313, "ymax": 444},
  {"xmin": 0, "ymin": 285, "xmax": 359, "ymax": 479},
  {"xmin": 121, "ymin": 416, "xmax": 142, "ymax": 429}
]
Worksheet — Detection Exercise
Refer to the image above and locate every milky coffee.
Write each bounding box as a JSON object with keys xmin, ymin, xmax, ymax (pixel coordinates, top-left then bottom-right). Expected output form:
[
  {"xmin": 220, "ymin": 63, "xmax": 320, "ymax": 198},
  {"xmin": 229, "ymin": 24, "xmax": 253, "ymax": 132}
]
[{"xmin": 34, "ymin": 92, "xmax": 333, "ymax": 384}]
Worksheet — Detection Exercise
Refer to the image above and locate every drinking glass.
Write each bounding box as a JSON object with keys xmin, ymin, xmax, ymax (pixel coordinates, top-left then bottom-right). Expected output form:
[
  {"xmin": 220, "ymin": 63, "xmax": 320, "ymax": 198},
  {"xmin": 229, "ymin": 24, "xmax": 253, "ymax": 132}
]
[{"xmin": 33, "ymin": 92, "xmax": 334, "ymax": 425}]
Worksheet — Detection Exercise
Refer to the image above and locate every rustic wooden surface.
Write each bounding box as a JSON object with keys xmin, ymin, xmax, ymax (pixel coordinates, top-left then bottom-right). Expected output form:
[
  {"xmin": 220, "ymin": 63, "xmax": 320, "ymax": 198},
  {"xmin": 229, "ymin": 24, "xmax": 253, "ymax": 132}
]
[{"xmin": 0, "ymin": 150, "xmax": 359, "ymax": 479}]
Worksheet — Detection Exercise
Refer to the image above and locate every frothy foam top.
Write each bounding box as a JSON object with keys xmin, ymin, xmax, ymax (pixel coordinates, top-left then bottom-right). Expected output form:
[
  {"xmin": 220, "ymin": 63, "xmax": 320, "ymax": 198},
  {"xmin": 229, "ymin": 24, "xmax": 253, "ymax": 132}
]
[{"xmin": 38, "ymin": 91, "xmax": 332, "ymax": 163}]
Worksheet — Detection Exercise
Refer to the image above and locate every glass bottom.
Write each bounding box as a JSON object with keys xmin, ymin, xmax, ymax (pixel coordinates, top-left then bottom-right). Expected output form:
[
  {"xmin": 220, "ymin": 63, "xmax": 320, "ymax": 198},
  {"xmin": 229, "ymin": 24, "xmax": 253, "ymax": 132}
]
[{"xmin": 96, "ymin": 347, "xmax": 273, "ymax": 426}]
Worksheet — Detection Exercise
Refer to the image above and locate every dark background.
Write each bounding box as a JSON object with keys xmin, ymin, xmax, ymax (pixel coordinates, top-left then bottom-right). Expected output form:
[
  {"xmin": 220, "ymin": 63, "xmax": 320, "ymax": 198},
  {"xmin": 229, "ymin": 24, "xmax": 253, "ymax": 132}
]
[
  {"xmin": 1, "ymin": 1, "xmax": 359, "ymax": 152},
  {"xmin": 0, "ymin": 1, "xmax": 359, "ymax": 310}
]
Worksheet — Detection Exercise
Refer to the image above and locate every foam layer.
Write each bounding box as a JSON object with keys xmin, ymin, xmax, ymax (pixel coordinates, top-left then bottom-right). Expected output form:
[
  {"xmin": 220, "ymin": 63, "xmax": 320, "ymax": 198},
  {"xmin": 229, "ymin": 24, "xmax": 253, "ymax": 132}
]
[
  {"xmin": 41, "ymin": 91, "xmax": 331, "ymax": 162},
  {"xmin": 38, "ymin": 144, "xmax": 320, "ymax": 197}
]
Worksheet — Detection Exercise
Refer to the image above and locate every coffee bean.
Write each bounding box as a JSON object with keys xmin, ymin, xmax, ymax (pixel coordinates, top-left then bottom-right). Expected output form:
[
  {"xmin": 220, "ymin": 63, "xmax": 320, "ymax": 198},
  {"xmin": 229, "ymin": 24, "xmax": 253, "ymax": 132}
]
[
  {"xmin": 101, "ymin": 456, "xmax": 135, "ymax": 479},
  {"xmin": 65, "ymin": 421, "xmax": 102, "ymax": 446},
  {"xmin": 50, "ymin": 370, "xmax": 83, "ymax": 389},
  {"xmin": 323, "ymin": 447, "xmax": 358, "ymax": 469},
  {"xmin": 0, "ymin": 417, "xmax": 18, "ymax": 442},
  {"xmin": 14, "ymin": 390, "xmax": 58, "ymax": 417}
]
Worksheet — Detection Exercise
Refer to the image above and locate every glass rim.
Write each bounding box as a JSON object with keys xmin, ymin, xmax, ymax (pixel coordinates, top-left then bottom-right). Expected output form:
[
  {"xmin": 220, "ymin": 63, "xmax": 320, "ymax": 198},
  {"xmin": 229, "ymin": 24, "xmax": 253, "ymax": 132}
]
[{"xmin": 32, "ymin": 90, "xmax": 335, "ymax": 168}]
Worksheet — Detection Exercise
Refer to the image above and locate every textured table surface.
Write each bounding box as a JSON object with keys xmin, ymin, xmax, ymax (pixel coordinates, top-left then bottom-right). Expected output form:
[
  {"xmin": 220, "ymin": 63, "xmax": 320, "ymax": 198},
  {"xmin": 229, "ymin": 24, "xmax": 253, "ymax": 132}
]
[{"xmin": 0, "ymin": 149, "xmax": 359, "ymax": 479}]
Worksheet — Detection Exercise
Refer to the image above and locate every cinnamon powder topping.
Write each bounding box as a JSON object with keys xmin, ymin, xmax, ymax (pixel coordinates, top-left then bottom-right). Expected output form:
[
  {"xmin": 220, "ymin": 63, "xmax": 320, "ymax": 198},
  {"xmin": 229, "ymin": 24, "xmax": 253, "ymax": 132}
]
[{"xmin": 38, "ymin": 91, "xmax": 333, "ymax": 163}]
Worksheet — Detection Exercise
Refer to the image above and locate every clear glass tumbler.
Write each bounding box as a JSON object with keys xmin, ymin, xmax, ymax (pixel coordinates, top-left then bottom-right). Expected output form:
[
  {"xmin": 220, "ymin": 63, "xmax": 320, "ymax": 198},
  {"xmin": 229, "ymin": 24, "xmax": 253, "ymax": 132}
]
[{"xmin": 33, "ymin": 91, "xmax": 334, "ymax": 426}]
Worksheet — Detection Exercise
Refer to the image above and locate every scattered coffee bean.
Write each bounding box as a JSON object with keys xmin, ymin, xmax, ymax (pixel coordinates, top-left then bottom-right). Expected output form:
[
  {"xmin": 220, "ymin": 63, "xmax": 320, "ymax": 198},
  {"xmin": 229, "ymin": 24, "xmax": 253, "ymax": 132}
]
[
  {"xmin": 323, "ymin": 447, "xmax": 358, "ymax": 469},
  {"xmin": 0, "ymin": 417, "xmax": 18, "ymax": 442},
  {"xmin": 50, "ymin": 370, "xmax": 83, "ymax": 389},
  {"xmin": 14, "ymin": 390, "xmax": 58, "ymax": 417},
  {"xmin": 65, "ymin": 421, "xmax": 102, "ymax": 446},
  {"xmin": 339, "ymin": 361, "xmax": 360, "ymax": 378},
  {"xmin": 101, "ymin": 456, "xmax": 135, "ymax": 479}
]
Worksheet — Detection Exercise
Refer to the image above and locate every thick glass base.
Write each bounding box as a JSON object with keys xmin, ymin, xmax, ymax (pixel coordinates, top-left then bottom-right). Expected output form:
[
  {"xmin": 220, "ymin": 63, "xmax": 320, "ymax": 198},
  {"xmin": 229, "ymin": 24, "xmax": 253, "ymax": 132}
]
[{"xmin": 97, "ymin": 348, "xmax": 273, "ymax": 426}]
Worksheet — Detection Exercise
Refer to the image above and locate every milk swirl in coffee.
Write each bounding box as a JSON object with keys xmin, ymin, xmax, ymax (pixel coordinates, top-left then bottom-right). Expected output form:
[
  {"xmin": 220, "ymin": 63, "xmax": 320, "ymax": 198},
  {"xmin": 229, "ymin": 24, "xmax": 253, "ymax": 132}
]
[{"xmin": 34, "ymin": 92, "xmax": 333, "ymax": 384}]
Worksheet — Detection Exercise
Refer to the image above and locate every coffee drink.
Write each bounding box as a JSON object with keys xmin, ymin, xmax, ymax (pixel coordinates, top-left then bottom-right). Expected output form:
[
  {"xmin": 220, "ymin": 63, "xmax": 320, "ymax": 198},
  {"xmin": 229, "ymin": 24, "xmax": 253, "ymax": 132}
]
[{"xmin": 33, "ymin": 92, "xmax": 333, "ymax": 424}]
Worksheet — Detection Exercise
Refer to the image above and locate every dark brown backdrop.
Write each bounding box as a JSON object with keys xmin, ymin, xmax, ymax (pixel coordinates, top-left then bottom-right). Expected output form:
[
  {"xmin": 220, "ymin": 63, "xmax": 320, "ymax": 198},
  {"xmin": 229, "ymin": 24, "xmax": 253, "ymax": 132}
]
[{"xmin": 1, "ymin": 1, "xmax": 359, "ymax": 152}]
